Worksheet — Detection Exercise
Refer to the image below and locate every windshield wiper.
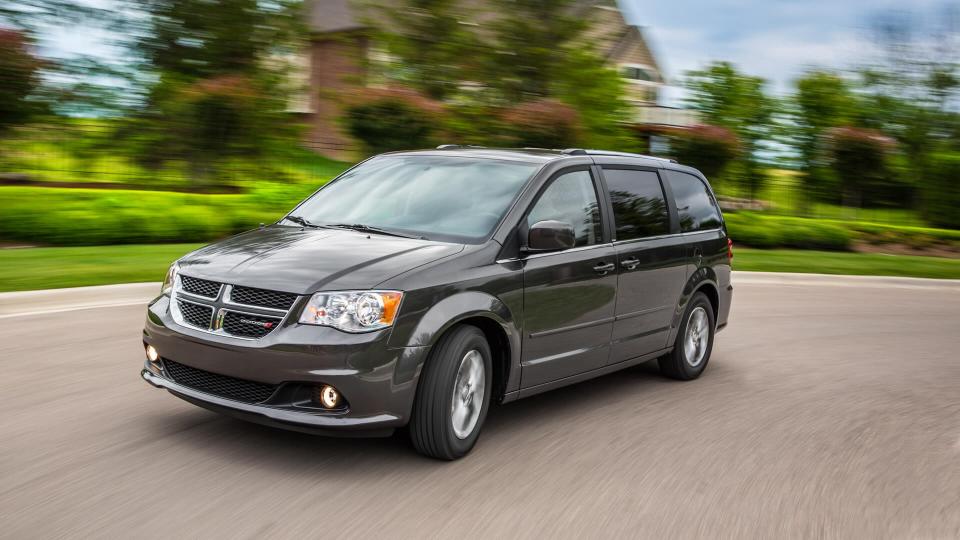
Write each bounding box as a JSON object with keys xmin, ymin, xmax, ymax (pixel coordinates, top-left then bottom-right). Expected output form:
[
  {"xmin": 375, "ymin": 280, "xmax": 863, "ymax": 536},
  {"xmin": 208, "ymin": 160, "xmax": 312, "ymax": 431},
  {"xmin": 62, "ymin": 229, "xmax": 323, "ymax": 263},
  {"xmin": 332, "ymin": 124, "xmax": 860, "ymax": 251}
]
[
  {"xmin": 284, "ymin": 215, "xmax": 322, "ymax": 228},
  {"xmin": 327, "ymin": 223, "xmax": 424, "ymax": 240}
]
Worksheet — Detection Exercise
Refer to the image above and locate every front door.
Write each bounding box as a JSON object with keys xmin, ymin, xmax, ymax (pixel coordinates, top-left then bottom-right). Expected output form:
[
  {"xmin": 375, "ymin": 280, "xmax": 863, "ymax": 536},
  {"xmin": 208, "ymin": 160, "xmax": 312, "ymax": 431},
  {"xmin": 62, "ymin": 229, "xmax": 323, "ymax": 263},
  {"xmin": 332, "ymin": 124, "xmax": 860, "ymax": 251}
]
[
  {"xmin": 520, "ymin": 169, "xmax": 617, "ymax": 389},
  {"xmin": 600, "ymin": 167, "xmax": 688, "ymax": 363}
]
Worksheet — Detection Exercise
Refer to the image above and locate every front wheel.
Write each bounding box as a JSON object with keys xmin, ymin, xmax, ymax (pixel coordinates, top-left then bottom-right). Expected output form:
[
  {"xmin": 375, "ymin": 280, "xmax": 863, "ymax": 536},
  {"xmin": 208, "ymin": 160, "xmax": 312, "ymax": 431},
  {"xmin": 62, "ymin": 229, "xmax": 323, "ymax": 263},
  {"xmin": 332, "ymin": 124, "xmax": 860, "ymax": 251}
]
[
  {"xmin": 409, "ymin": 325, "xmax": 492, "ymax": 460},
  {"xmin": 659, "ymin": 292, "xmax": 715, "ymax": 380}
]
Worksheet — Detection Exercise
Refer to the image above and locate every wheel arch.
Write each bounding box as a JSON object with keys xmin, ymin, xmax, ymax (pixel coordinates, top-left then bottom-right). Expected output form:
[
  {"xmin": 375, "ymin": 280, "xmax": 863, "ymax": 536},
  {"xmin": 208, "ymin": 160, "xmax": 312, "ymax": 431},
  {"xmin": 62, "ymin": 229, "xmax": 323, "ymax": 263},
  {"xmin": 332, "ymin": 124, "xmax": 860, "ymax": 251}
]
[{"xmin": 391, "ymin": 291, "xmax": 521, "ymax": 401}]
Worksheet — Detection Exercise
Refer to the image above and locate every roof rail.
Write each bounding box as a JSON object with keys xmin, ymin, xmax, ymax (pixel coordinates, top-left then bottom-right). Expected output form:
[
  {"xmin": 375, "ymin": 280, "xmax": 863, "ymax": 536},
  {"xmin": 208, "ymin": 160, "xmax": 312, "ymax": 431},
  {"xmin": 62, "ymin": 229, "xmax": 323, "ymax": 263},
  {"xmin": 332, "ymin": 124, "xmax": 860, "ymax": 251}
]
[
  {"xmin": 561, "ymin": 148, "xmax": 587, "ymax": 155},
  {"xmin": 436, "ymin": 144, "xmax": 488, "ymax": 150},
  {"xmin": 583, "ymin": 150, "xmax": 678, "ymax": 163}
]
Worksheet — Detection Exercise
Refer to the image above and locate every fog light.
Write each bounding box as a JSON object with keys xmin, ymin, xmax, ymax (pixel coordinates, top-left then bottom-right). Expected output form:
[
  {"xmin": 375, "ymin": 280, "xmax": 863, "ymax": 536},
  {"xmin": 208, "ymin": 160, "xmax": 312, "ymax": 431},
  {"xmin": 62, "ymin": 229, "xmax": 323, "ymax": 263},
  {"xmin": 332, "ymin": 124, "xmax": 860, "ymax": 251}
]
[
  {"xmin": 317, "ymin": 385, "xmax": 340, "ymax": 409},
  {"xmin": 145, "ymin": 344, "xmax": 159, "ymax": 363}
]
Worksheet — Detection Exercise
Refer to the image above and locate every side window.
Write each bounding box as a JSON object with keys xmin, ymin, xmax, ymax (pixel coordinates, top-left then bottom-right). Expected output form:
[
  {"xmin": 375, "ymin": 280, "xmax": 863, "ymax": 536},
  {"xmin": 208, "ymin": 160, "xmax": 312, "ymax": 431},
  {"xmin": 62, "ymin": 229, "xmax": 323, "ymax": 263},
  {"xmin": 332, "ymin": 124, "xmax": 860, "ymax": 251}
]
[
  {"xmin": 602, "ymin": 169, "xmax": 669, "ymax": 241},
  {"xmin": 526, "ymin": 170, "xmax": 602, "ymax": 247},
  {"xmin": 666, "ymin": 171, "xmax": 722, "ymax": 232}
]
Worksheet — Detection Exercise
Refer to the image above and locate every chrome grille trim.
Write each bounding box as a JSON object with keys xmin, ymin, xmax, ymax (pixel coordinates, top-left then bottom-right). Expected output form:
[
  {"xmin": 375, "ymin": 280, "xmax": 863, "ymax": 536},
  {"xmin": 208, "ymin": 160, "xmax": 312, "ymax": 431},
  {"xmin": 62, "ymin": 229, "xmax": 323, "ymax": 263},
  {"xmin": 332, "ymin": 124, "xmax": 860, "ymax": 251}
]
[{"xmin": 170, "ymin": 276, "xmax": 298, "ymax": 341}]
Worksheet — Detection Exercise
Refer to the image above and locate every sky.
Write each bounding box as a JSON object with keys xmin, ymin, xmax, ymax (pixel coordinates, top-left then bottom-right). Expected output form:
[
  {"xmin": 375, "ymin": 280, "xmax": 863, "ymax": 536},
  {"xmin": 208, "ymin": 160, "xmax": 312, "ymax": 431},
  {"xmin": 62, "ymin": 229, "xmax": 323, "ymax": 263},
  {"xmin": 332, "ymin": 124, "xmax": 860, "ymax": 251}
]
[{"xmin": 620, "ymin": 0, "xmax": 958, "ymax": 105}]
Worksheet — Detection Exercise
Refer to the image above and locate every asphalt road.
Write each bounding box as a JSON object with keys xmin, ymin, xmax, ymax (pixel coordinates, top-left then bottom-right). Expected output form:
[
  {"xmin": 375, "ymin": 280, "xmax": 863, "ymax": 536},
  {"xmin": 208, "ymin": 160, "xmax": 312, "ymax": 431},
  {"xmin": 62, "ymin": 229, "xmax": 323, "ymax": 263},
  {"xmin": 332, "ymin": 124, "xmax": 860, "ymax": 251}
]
[{"xmin": 1, "ymin": 273, "xmax": 959, "ymax": 539}]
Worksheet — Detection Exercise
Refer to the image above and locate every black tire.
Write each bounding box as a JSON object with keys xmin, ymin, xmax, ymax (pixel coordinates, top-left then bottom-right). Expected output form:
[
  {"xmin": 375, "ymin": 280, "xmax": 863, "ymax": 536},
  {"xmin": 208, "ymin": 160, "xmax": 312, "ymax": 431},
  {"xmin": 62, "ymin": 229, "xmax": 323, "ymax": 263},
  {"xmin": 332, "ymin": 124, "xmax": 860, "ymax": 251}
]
[
  {"xmin": 409, "ymin": 325, "xmax": 492, "ymax": 460},
  {"xmin": 659, "ymin": 292, "xmax": 715, "ymax": 381}
]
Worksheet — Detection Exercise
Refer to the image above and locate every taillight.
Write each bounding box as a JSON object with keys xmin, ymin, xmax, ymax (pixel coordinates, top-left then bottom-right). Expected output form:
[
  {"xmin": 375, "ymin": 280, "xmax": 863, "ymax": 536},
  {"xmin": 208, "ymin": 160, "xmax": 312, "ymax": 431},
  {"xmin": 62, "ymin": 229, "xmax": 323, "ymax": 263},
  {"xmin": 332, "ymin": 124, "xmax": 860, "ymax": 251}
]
[{"xmin": 727, "ymin": 238, "xmax": 734, "ymax": 260}]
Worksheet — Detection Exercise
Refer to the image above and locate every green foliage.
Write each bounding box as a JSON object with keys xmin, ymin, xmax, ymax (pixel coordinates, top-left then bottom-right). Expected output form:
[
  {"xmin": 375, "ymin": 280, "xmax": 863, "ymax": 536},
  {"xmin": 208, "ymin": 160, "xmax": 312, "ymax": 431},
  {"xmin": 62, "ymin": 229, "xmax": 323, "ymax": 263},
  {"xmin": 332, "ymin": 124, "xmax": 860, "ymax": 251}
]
[
  {"xmin": 724, "ymin": 213, "xmax": 851, "ymax": 251},
  {"xmin": 372, "ymin": 0, "xmax": 481, "ymax": 100},
  {"xmin": 343, "ymin": 90, "xmax": 443, "ymax": 155},
  {"xmin": 0, "ymin": 30, "xmax": 42, "ymax": 132},
  {"xmin": 824, "ymin": 126, "xmax": 911, "ymax": 207},
  {"xmin": 549, "ymin": 48, "xmax": 635, "ymax": 150},
  {"xmin": 499, "ymin": 99, "xmax": 582, "ymax": 149},
  {"xmin": 668, "ymin": 125, "xmax": 739, "ymax": 180},
  {"xmin": 923, "ymin": 152, "xmax": 960, "ymax": 229},
  {"xmin": 0, "ymin": 184, "xmax": 323, "ymax": 246},
  {"xmin": 683, "ymin": 62, "xmax": 777, "ymax": 198}
]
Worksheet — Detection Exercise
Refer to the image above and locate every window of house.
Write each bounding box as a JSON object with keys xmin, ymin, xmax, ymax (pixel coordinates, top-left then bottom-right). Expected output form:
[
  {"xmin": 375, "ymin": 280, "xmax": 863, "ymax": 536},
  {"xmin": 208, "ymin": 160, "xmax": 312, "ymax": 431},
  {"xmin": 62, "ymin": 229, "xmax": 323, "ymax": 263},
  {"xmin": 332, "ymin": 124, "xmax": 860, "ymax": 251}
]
[
  {"xmin": 602, "ymin": 169, "xmax": 669, "ymax": 241},
  {"xmin": 620, "ymin": 65, "xmax": 655, "ymax": 82},
  {"xmin": 665, "ymin": 170, "xmax": 722, "ymax": 232},
  {"xmin": 527, "ymin": 170, "xmax": 602, "ymax": 247}
]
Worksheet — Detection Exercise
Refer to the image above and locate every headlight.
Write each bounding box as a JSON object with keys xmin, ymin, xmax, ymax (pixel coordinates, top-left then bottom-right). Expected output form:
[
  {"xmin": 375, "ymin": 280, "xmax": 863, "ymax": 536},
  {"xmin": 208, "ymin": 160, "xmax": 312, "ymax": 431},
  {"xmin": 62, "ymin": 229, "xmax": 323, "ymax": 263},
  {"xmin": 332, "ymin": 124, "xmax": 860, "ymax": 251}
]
[
  {"xmin": 161, "ymin": 262, "xmax": 179, "ymax": 294},
  {"xmin": 299, "ymin": 291, "xmax": 403, "ymax": 333}
]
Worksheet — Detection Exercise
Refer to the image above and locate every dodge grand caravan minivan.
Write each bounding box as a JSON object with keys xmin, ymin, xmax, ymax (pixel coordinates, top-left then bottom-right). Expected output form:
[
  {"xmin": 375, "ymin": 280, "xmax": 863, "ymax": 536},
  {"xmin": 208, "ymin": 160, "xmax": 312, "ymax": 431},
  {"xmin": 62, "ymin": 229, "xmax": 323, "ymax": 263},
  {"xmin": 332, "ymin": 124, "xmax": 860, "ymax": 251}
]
[{"xmin": 142, "ymin": 147, "xmax": 733, "ymax": 460}]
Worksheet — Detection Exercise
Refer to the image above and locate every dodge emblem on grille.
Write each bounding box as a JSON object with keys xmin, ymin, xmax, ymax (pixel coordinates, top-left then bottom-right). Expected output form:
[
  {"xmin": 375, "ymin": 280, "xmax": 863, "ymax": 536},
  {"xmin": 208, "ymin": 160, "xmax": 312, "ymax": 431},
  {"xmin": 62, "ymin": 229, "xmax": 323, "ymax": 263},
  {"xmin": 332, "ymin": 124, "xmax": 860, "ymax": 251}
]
[{"xmin": 240, "ymin": 318, "xmax": 274, "ymax": 329}]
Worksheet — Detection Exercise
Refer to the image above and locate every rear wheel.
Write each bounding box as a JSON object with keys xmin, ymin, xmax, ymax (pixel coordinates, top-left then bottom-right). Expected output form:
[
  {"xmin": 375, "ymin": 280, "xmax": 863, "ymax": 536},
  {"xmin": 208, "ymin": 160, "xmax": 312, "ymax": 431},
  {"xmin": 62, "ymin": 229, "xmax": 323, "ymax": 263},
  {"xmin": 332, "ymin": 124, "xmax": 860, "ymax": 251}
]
[
  {"xmin": 409, "ymin": 325, "xmax": 492, "ymax": 460},
  {"xmin": 659, "ymin": 292, "xmax": 715, "ymax": 380}
]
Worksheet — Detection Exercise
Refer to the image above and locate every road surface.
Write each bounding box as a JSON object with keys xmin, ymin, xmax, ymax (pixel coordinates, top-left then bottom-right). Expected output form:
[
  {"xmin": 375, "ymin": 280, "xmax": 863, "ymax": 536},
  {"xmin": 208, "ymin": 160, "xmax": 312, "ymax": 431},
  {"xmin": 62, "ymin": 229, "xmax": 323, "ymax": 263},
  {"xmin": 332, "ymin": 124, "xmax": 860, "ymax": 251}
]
[{"xmin": 1, "ymin": 273, "xmax": 959, "ymax": 538}]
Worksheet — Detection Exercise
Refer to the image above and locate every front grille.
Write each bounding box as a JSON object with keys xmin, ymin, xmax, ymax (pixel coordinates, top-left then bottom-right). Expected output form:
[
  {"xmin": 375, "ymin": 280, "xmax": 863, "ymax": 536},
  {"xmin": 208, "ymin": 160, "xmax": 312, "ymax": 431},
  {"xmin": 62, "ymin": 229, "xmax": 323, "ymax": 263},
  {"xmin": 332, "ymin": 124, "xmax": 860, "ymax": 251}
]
[
  {"xmin": 230, "ymin": 286, "xmax": 297, "ymax": 310},
  {"xmin": 180, "ymin": 275, "xmax": 221, "ymax": 298},
  {"xmin": 163, "ymin": 359, "xmax": 277, "ymax": 404},
  {"xmin": 221, "ymin": 311, "xmax": 283, "ymax": 339},
  {"xmin": 178, "ymin": 300, "xmax": 213, "ymax": 329}
]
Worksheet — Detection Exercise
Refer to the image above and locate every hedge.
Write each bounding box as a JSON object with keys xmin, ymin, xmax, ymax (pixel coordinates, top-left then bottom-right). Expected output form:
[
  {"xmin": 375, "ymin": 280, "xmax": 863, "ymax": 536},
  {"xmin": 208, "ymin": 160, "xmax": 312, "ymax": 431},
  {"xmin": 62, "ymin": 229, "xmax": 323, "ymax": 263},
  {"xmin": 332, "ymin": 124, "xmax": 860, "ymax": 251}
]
[
  {"xmin": 0, "ymin": 184, "xmax": 321, "ymax": 246},
  {"xmin": 725, "ymin": 212, "xmax": 960, "ymax": 252},
  {"xmin": 724, "ymin": 213, "xmax": 852, "ymax": 251}
]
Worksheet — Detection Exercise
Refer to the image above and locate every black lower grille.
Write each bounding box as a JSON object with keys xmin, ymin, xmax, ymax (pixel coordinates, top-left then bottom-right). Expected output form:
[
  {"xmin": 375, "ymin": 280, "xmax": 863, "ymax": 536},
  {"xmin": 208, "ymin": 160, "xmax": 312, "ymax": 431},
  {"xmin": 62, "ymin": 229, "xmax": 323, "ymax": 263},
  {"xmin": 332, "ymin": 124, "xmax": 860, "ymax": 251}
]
[
  {"xmin": 230, "ymin": 286, "xmax": 297, "ymax": 310},
  {"xmin": 180, "ymin": 275, "xmax": 221, "ymax": 298},
  {"xmin": 221, "ymin": 311, "xmax": 282, "ymax": 338},
  {"xmin": 178, "ymin": 300, "xmax": 213, "ymax": 329},
  {"xmin": 163, "ymin": 359, "xmax": 278, "ymax": 404}
]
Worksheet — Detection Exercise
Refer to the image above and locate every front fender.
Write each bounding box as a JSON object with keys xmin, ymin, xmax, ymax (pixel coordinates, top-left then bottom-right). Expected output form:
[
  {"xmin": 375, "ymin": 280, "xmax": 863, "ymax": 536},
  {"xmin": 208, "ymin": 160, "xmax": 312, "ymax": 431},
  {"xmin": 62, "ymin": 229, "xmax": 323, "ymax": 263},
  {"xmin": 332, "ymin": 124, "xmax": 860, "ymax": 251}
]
[{"xmin": 388, "ymin": 291, "xmax": 522, "ymax": 393}]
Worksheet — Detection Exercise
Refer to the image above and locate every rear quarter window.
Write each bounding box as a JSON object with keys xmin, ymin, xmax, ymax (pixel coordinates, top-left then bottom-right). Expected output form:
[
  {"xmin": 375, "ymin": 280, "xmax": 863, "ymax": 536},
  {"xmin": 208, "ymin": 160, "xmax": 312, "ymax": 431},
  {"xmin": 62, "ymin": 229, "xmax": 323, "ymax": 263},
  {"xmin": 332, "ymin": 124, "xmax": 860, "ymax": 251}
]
[{"xmin": 665, "ymin": 170, "xmax": 722, "ymax": 232}]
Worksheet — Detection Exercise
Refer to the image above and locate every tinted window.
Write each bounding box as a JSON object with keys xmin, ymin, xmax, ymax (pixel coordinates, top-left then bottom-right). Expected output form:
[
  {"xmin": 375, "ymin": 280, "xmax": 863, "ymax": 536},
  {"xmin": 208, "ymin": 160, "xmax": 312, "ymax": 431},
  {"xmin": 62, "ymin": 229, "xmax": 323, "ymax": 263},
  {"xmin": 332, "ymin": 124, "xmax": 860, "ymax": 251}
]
[
  {"xmin": 527, "ymin": 170, "xmax": 601, "ymax": 247},
  {"xmin": 292, "ymin": 156, "xmax": 538, "ymax": 243},
  {"xmin": 666, "ymin": 171, "xmax": 722, "ymax": 232},
  {"xmin": 603, "ymin": 169, "xmax": 669, "ymax": 241}
]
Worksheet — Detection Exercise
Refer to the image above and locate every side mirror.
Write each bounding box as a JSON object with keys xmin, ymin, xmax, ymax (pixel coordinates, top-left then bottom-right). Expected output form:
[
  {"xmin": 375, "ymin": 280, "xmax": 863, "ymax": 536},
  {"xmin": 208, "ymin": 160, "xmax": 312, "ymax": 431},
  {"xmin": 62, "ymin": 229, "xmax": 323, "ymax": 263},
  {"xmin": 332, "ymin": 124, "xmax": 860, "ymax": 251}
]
[{"xmin": 526, "ymin": 220, "xmax": 576, "ymax": 252}]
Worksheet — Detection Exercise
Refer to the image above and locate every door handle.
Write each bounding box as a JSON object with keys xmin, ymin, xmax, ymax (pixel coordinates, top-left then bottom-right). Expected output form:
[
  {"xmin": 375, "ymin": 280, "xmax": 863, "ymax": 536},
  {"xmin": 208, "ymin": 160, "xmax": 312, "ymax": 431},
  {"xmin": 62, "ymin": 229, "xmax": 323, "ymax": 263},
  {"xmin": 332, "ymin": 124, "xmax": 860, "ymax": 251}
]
[
  {"xmin": 593, "ymin": 262, "xmax": 616, "ymax": 275},
  {"xmin": 621, "ymin": 257, "xmax": 639, "ymax": 270}
]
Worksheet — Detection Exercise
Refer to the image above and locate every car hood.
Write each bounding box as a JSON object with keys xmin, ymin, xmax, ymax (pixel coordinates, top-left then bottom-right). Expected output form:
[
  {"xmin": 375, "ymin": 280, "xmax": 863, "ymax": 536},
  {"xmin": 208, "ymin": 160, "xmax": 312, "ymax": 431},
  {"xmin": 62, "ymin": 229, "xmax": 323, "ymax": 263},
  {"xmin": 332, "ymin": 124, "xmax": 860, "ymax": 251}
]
[{"xmin": 177, "ymin": 225, "xmax": 464, "ymax": 294}]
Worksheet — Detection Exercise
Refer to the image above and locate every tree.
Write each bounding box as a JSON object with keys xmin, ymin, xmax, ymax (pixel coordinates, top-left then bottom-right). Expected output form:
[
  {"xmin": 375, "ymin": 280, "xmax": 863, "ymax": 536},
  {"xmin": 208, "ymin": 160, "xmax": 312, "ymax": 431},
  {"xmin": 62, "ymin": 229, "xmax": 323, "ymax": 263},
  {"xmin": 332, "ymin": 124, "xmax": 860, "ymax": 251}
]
[
  {"xmin": 825, "ymin": 127, "xmax": 897, "ymax": 210},
  {"xmin": 668, "ymin": 125, "xmax": 739, "ymax": 181},
  {"xmin": 127, "ymin": 0, "xmax": 305, "ymax": 182},
  {"xmin": 485, "ymin": 0, "xmax": 587, "ymax": 102},
  {"xmin": 683, "ymin": 62, "xmax": 777, "ymax": 200},
  {"xmin": 789, "ymin": 70, "xmax": 858, "ymax": 205},
  {"xmin": 373, "ymin": 0, "xmax": 481, "ymax": 100},
  {"xmin": 0, "ymin": 29, "xmax": 42, "ymax": 133}
]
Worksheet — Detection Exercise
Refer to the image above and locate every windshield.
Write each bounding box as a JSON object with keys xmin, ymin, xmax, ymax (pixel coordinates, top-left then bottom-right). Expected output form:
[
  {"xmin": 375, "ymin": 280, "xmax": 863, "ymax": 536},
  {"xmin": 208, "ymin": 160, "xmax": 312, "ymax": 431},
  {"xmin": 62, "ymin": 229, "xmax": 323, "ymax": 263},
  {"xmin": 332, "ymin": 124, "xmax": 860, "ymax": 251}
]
[{"xmin": 288, "ymin": 155, "xmax": 539, "ymax": 243}]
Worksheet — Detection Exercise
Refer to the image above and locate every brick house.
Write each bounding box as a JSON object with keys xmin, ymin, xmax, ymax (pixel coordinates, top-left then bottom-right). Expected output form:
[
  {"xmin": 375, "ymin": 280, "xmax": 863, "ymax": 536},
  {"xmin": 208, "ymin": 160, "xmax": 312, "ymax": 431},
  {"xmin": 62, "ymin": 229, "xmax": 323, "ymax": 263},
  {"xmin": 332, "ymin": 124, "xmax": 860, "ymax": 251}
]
[{"xmin": 299, "ymin": 0, "xmax": 694, "ymax": 158}]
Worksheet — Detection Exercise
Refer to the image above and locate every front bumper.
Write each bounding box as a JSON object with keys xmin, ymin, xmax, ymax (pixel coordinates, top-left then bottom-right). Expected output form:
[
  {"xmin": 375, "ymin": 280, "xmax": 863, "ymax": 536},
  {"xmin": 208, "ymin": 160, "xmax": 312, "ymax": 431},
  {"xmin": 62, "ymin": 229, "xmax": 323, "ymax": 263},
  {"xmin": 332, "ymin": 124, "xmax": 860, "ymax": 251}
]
[{"xmin": 142, "ymin": 295, "xmax": 430, "ymax": 436}]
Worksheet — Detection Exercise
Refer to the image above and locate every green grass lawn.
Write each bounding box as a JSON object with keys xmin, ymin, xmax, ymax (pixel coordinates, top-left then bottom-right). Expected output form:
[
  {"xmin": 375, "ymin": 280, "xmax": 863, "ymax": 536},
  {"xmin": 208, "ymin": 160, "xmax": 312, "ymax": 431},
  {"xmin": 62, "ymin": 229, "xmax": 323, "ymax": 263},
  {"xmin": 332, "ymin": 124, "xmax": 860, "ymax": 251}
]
[
  {"xmin": 0, "ymin": 244, "xmax": 957, "ymax": 293},
  {"xmin": 0, "ymin": 244, "xmax": 203, "ymax": 292},
  {"xmin": 735, "ymin": 248, "xmax": 960, "ymax": 279}
]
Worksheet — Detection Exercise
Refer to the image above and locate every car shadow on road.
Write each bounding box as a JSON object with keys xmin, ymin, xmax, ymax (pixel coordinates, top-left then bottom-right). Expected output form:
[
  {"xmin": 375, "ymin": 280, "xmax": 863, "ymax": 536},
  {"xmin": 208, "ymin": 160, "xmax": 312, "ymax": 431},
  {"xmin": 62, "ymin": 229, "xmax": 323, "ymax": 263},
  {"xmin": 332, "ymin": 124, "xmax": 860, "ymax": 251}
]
[{"xmin": 140, "ymin": 358, "xmax": 726, "ymax": 471}]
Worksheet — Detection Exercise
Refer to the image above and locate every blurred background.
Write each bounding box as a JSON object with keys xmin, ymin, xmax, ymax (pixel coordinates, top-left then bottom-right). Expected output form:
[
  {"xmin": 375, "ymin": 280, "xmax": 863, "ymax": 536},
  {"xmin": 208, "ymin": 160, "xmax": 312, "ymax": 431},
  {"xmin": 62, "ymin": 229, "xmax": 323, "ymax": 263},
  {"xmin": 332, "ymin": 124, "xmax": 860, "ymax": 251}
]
[{"xmin": 0, "ymin": 0, "xmax": 958, "ymax": 290}]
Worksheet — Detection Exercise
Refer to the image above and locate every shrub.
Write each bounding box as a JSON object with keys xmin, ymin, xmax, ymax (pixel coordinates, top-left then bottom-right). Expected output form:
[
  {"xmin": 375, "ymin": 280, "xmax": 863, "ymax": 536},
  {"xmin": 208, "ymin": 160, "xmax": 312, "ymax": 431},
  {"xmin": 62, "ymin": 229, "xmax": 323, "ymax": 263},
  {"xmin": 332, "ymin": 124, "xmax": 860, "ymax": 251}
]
[
  {"xmin": 923, "ymin": 152, "xmax": 960, "ymax": 229},
  {"xmin": 724, "ymin": 213, "xmax": 852, "ymax": 251},
  {"xmin": 0, "ymin": 29, "xmax": 42, "ymax": 132},
  {"xmin": 824, "ymin": 126, "xmax": 911, "ymax": 208},
  {"xmin": 499, "ymin": 99, "xmax": 582, "ymax": 149},
  {"xmin": 667, "ymin": 124, "xmax": 739, "ymax": 180},
  {"xmin": 343, "ymin": 88, "xmax": 444, "ymax": 155}
]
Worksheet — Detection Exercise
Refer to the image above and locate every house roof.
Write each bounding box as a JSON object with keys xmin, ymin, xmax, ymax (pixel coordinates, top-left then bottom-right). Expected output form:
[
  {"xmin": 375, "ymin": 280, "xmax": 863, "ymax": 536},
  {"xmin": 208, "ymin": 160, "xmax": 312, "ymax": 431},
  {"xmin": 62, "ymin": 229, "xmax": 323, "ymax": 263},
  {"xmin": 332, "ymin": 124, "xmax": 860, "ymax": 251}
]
[{"xmin": 306, "ymin": 0, "xmax": 365, "ymax": 34}]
